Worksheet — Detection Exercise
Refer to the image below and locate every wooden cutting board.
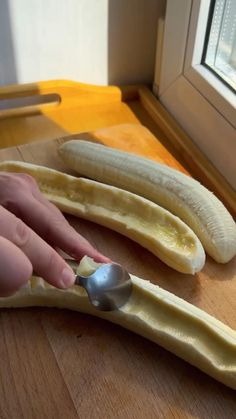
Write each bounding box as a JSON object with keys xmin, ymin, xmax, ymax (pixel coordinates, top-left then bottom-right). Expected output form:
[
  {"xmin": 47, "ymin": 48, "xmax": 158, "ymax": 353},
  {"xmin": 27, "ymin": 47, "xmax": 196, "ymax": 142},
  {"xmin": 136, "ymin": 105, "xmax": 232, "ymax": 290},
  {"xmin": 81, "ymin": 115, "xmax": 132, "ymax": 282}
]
[{"xmin": 0, "ymin": 124, "xmax": 235, "ymax": 419}]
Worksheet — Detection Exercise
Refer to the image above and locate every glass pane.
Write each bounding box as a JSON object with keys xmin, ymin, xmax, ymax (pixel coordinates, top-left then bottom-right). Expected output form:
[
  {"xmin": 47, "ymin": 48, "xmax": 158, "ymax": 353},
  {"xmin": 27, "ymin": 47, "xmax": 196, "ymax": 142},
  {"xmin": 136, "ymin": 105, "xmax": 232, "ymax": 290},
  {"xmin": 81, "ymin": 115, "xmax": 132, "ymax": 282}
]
[{"xmin": 203, "ymin": 0, "xmax": 236, "ymax": 91}]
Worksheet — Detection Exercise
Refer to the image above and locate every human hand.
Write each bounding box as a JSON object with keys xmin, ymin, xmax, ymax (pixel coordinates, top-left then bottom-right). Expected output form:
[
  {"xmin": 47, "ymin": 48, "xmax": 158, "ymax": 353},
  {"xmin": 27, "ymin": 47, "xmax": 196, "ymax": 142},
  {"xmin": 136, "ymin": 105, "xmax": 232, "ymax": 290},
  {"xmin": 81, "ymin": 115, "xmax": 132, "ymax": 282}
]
[{"xmin": 0, "ymin": 172, "xmax": 110, "ymax": 296}]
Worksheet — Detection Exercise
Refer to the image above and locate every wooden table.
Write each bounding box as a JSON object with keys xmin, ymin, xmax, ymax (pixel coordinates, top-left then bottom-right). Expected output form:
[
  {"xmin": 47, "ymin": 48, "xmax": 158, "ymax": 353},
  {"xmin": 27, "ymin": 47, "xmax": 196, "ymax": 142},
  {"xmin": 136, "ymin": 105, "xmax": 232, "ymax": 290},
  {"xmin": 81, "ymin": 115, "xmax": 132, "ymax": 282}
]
[{"xmin": 0, "ymin": 126, "xmax": 235, "ymax": 419}]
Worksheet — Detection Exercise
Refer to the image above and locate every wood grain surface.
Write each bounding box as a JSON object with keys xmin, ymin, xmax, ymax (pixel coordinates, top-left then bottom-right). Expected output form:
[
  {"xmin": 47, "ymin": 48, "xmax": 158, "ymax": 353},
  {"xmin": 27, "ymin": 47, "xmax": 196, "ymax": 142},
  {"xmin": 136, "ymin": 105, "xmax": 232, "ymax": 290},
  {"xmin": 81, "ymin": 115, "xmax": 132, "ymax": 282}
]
[{"xmin": 0, "ymin": 125, "xmax": 235, "ymax": 419}]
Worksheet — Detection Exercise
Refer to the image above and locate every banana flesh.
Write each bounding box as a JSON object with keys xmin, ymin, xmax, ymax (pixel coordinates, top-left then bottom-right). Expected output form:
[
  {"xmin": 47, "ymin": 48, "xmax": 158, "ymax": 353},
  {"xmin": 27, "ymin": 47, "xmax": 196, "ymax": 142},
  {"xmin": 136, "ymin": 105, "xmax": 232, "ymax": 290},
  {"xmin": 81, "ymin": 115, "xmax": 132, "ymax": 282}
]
[
  {"xmin": 0, "ymin": 256, "xmax": 235, "ymax": 390},
  {"xmin": 0, "ymin": 161, "xmax": 205, "ymax": 274},
  {"xmin": 59, "ymin": 140, "xmax": 236, "ymax": 263}
]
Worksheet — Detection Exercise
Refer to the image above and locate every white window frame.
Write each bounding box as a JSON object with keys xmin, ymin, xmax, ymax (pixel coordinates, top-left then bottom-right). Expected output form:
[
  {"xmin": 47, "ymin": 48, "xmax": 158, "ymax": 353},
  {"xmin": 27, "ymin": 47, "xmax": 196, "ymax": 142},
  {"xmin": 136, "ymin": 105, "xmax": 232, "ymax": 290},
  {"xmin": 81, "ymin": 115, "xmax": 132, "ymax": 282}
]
[{"xmin": 154, "ymin": 0, "xmax": 236, "ymax": 189}]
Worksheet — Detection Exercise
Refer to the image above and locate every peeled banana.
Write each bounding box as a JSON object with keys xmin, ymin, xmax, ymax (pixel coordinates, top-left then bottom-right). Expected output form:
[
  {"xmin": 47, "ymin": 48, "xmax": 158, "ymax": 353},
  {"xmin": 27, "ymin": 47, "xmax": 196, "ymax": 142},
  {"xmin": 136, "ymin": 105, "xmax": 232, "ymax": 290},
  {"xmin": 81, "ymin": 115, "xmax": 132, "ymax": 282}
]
[
  {"xmin": 0, "ymin": 160, "xmax": 205, "ymax": 274},
  {"xmin": 0, "ymin": 256, "xmax": 235, "ymax": 390},
  {"xmin": 59, "ymin": 140, "xmax": 236, "ymax": 263}
]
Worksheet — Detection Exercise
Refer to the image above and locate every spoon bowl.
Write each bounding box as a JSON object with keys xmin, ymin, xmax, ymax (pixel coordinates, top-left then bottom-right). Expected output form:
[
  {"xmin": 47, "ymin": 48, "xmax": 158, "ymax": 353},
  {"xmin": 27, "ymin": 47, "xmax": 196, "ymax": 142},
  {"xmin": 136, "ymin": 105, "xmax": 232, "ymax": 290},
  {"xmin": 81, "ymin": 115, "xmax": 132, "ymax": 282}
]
[{"xmin": 75, "ymin": 263, "xmax": 132, "ymax": 311}]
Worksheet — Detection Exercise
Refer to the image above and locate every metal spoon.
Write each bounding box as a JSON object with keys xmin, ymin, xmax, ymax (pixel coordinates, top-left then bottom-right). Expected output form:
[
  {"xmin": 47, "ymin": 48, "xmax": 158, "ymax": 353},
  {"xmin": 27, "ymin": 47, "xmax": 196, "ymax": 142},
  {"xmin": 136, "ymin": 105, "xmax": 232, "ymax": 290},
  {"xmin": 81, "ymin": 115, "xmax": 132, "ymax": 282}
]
[{"xmin": 74, "ymin": 263, "xmax": 132, "ymax": 311}]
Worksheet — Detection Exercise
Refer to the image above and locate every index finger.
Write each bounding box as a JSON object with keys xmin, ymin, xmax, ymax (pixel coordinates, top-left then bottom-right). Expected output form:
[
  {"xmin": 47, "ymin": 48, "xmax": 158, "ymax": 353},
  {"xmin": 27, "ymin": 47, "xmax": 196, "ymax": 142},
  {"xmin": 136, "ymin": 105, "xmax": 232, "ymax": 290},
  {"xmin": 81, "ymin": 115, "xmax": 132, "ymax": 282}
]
[
  {"xmin": 17, "ymin": 193, "xmax": 111, "ymax": 263},
  {"xmin": 0, "ymin": 206, "xmax": 75, "ymax": 289}
]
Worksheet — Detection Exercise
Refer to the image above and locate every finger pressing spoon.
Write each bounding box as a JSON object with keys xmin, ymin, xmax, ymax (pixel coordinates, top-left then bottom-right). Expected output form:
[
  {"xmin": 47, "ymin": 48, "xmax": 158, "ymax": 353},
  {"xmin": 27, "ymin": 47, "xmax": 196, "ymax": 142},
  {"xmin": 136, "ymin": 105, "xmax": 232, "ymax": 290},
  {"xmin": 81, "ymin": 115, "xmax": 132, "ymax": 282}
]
[{"xmin": 75, "ymin": 263, "xmax": 132, "ymax": 311}]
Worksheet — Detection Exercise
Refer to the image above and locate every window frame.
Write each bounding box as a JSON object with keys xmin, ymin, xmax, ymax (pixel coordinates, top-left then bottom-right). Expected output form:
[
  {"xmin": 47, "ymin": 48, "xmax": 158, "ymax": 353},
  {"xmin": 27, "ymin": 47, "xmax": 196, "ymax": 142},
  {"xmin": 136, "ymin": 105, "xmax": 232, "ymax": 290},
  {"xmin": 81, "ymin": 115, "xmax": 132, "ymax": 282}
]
[{"xmin": 155, "ymin": 0, "xmax": 236, "ymax": 189}]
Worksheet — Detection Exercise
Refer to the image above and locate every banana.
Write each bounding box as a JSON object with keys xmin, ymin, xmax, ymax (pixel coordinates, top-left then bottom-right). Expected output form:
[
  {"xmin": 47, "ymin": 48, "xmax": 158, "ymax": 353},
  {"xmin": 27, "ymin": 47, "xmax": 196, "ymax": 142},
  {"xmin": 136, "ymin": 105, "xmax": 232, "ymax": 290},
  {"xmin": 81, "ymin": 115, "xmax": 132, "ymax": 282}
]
[
  {"xmin": 0, "ymin": 256, "xmax": 235, "ymax": 390},
  {"xmin": 0, "ymin": 160, "xmax": 205, "ymax": 274},
  {"xmin": 59, "ymin": 140, "xmax": 236, "ymax": 263}
]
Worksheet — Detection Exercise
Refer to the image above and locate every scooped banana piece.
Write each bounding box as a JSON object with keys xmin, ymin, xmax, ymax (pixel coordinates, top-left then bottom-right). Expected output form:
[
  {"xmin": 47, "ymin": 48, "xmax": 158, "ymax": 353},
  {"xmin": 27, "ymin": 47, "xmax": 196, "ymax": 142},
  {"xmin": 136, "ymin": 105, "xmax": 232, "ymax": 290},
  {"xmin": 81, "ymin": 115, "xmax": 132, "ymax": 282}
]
[
  {"xmin": 0, "ymin": 160, "xmax": 205, "ymax": 274},
  {"xmin": 59, "ymin": 140, "xmax": 236, "ymax": 263},
  {"xmin": 0, "ymin": 256, "xmax": 235, "ymax": 390}
]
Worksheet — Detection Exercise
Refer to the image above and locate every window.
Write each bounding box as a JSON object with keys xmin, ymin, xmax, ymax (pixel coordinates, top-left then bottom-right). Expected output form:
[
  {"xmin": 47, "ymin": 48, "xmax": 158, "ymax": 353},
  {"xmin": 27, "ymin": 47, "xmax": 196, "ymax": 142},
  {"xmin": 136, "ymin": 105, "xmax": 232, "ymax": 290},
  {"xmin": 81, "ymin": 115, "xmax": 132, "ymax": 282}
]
[
  {"xmin": 203, "ymin": 0, "xmax": 236, "ymax": 91},
  {"xmin": 155, "ymin": 0, "xmax": 236, "ymax": 189}
]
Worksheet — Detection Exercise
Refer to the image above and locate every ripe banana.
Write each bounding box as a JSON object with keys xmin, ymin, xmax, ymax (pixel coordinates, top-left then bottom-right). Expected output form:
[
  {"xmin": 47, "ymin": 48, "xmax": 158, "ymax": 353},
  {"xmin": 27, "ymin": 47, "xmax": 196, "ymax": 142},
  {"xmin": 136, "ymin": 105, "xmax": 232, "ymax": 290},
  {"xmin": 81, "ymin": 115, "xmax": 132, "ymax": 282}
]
[
  {"xmin": 59, "ymin": 140, "xmax": 236, "ymax": 264},
  {"xmin": 0, "ymin": 256, "xmax": 235, "ymax": 390},
  {"xmin": 0, "ymin": 160, "xmax": 205, "ymax": 274}
]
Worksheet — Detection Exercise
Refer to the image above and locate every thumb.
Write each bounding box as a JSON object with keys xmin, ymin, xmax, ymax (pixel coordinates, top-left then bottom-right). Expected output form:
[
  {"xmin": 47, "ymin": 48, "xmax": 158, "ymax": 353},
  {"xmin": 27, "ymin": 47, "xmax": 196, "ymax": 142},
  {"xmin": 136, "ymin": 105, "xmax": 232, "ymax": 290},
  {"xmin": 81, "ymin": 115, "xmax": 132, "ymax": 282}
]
[{"xmin": 0, "ymin": 236, "xmax": 32, "ymax": 297}]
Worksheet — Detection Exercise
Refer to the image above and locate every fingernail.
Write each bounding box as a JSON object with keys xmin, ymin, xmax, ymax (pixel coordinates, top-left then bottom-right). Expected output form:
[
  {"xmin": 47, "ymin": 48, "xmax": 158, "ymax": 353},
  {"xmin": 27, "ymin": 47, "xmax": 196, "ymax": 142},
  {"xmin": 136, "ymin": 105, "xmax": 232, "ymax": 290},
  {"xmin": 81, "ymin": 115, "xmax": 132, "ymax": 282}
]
[{"xmin": 60, "ymin": 267, "xmax": 75, "ymax": 288}]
